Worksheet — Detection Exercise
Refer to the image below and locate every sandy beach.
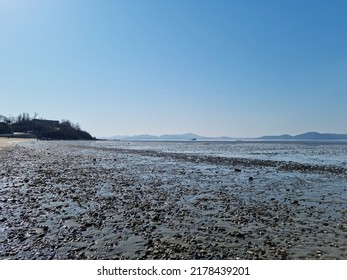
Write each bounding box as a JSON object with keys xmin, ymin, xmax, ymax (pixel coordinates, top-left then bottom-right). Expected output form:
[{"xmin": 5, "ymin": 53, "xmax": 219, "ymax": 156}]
[
  {"xmin": 0, "ymin": 140, "xmax": 346, "ymax": 260},
  {"xmin": 0, "ymin": 138, "xmax": 34, "ymax": 150}
]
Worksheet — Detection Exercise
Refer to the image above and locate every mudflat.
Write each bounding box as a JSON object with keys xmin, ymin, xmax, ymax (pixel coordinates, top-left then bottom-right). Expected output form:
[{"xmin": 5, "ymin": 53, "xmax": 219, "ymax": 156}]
[{"xmin": 0, "ymin": 140, "xmax": 346, "ymax": 259}]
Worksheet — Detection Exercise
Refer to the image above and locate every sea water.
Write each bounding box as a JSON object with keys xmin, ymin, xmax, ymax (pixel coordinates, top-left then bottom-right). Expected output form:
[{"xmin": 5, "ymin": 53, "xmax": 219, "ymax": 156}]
[{"xmin": 91, "ymin": 140, "xmax": 347, "ymax": 169}]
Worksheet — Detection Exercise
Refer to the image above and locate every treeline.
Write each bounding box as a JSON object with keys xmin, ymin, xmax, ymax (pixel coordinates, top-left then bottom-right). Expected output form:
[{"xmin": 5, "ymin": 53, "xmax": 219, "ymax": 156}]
[{"xmin": 0, "ymin": 112, "xmax": 37, "ymax": 124}]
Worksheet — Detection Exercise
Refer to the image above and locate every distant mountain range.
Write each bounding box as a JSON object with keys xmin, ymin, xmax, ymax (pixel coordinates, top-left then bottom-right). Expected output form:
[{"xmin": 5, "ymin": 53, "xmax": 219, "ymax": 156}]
[
  {"xmin": 103, "ymin": 132, "xmax": 347, "ymax": 141},
  {"xmin": 104, "ymin": 133, "xmax": 233, "ymax": 141},
  {"xmin": 257, "ymin": 132, "xmax": 347, "ymax": 140}
]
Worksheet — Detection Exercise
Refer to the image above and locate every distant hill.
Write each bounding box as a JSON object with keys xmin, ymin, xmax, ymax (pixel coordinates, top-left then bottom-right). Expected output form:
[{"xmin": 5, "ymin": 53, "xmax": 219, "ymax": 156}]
[
  {"xmin": 0, "ymin": 114, "xmax": 94, "ymax": 140},
  {"xmin": 103, "ymin": 132, "xmax": 347, "ymax": 142},
  {"xmin": 33, "ymin": 121, "xmax": 94, "ymax": 140},
  {"xmin": 125, "ymin": 134, "xmax": 159, "ymax": 140},
  {"xmin": 258, "ymin": 132, "xmax": 347, "ymax": 140},
  {"xmin": 105, "ymin": 133, "xmax": 233, "ymax": 141},
  {"xmin": 257, "ymin": 134, "xmax": 294, "ymax": 140},
  {"xmin": 159, "ymin": 133, "xmax": 203, "ymax": 140}
]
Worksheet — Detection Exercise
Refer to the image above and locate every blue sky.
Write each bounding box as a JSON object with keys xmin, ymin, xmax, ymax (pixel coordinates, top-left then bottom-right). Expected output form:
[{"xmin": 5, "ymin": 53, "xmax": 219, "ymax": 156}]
[{"xmin": 1, "ymin": 0, "xmax": 346, "ymax": 137}]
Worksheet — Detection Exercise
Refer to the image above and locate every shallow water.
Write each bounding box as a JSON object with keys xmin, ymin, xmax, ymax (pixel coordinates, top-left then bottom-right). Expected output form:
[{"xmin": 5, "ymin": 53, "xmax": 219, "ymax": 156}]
[{"xmin": 88, "ymin": 140, "xmax": 347, "ymax": 168}]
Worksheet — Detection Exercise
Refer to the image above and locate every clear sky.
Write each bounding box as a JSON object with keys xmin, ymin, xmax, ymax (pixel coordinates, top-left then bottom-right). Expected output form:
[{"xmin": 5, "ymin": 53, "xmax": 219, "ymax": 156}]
[{"xmin": 1, "ymin": 0, "xmax": 346, "ymax": 137}]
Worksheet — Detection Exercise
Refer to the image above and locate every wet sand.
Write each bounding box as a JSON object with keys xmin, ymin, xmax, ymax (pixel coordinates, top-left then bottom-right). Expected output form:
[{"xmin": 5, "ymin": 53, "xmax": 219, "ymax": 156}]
[
  {"xmin": 0, "ymin": 138, "xmax": 34, "ymax": 150},
  {"xmin": 0, "ymin": 141, "xmax": 346, "ymax": 259}
]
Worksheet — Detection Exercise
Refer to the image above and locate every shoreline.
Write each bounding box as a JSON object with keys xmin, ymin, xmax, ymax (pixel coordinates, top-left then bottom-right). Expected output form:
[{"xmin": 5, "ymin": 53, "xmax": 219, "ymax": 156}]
[
  {"xmin": 0, "ymin": 138, "xmax": 35, "ymax": 150},
  {"xmin": 1, "ymin": 141, "xmax": 346, "ymax": 260}
]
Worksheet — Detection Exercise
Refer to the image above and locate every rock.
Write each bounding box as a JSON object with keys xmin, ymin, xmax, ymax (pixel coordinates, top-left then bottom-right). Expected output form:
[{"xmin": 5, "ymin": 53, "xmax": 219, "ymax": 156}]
[{"xmin": 152, "ymin": 215, "xmax": 160, "ymax": 222}]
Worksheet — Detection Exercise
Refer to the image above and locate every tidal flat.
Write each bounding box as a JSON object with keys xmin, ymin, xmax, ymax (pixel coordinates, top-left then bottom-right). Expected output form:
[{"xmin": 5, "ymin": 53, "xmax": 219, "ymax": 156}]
[{"xmin": 0, "ymin": 140, "xmax": 346, "ymax": 259}]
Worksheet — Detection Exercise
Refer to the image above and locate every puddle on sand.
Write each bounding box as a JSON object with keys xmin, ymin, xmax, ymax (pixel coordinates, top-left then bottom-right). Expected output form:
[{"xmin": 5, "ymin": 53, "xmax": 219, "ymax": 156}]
[{"xmin": 116, "ymin": 235, "xmax": 147, "ymax": 258}]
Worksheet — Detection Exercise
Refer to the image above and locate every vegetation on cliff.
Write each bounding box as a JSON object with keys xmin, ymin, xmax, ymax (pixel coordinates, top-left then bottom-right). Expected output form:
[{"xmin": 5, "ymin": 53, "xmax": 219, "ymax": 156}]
[{"xmin": 0, "ymin": 113, "xmax": 94, "ymax": 140}]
